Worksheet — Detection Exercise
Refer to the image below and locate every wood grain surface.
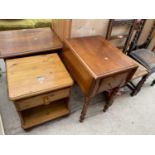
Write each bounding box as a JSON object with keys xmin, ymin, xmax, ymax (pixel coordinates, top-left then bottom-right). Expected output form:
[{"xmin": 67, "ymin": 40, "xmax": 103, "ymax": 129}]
[
  {"xmin": 64, "ymin": 36, "xmax": 137, "ymax": 78},
  {"xmin": 0, "ymin": 28, "xmax": 62, "ymax": 58},
  {"xmin": 6, "ymin": 54, "xmax": 73, "ymax": 100},
  {"xmin": 21, "ymin": 99, "xmax": 69, "ymax": 129},
  {"xmin": 15, "ymin": 88, "xmax": 70, "ymax": 111},
  {"xmin": 62, "ymin": 36, "xmax": 138, "ymax": 97}
]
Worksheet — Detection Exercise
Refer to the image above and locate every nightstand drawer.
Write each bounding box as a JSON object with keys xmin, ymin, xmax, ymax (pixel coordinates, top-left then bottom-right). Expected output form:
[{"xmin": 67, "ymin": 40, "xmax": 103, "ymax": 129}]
[{"xmin": 15, "ymin": 88, "xmax": 70, "ymax": 111}]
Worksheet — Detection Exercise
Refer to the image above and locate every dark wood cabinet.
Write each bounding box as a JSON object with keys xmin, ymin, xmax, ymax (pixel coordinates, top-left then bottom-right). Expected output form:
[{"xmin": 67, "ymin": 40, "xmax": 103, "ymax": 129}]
[{"xmin": 0, "ymin": 28, "xmax": 62, "ymax": 59}]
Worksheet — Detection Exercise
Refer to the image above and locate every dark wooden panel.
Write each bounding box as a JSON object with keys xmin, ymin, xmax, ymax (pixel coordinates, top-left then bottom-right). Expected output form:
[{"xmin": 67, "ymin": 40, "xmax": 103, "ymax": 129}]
[
  {"xmin": 97, "ymin": 71, "xmax": 130, "ymax": 93},
  {"xmin": 0, "ymin": 28, "xmax": 63, "ymax": 58},
  {"xmin": 65, "ymin": 36, "xmax": 137, "ymax": 78},
  {"xmin": 62, "ymin": 44, "xmax": 94, "ymax": 96},
  {"xmin": 63, "ymin": 36, "xmax": 138, "ymax": 122}
]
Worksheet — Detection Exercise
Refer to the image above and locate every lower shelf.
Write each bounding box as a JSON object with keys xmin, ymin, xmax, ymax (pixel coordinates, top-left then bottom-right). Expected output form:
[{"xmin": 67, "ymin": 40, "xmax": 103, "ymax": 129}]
[{"xmin": 20, "ymin": 99, "xmax": 70, "ymax": 129}]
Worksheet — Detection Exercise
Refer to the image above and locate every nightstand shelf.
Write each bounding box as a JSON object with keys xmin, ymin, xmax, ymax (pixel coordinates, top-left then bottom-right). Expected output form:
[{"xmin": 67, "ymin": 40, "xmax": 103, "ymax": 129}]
[{"xmin": 21, "ymin": 99, "xmax": 69, "ymax": 129}]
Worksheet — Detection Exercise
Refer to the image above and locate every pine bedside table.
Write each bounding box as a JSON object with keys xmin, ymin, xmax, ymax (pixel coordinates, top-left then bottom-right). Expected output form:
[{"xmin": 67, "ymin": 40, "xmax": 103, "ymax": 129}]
[
  {"xmin": 62, "ymin": 36, "xmax": 138, "ymax": 122},
  {"xmin": 6, "ymin": 54, "xmax": 73, "ymax": 129}
]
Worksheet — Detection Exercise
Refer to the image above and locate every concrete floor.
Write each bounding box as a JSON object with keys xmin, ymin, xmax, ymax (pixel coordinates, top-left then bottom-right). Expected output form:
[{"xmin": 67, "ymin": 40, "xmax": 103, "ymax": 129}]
[
  {"xmin": 0, "ymin": 71, "xmax": 155, "ymax": 135},
  {"xmin": 0, "ymin": 114, "xmax": 4, "ymax": 135}
]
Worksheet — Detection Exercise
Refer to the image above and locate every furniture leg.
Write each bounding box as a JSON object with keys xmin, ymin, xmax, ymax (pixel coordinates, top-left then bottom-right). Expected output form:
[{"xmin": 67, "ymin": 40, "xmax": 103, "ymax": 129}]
[
  {"xmin": 151, "ymin": 79, "xmax": 155, "ymax": 86},
  {"xmin": 127, "ymin": 82, "xmax": 135, "ymax": 91},
  {"xmin": 131, "ymin": 74, "xmax": 149, "ymax": 96},
  {"xmin": 103, "ymin": 87, "xmax": 120, "ymax": 112},
  {"xmin": 80, "ymin": 96, "xmax": 91, "ymax": 122}
]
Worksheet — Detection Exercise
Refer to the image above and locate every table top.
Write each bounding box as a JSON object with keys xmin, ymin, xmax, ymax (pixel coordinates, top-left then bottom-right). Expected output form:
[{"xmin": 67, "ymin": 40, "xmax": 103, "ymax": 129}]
[
  {"xmin": 6, "ymin": 54, "xmax": 73, "ymax": 100},
  {"xmin": 0, "ymin": 27, "xmax": 62, "ymax": 58},
  {"xmin": 65, "ymin": 36, "xmax": 138, "ymax": 78}
]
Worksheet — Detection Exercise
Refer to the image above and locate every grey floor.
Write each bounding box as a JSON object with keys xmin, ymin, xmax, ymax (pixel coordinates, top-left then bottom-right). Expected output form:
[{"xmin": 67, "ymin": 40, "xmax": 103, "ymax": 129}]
[
  {"xmin": 0, "ymin": 70, "xmax": 155, "ymax": 135},
  {"xmin": 0, "ymin": 114, "xmax": 4, "ymax": 135}
]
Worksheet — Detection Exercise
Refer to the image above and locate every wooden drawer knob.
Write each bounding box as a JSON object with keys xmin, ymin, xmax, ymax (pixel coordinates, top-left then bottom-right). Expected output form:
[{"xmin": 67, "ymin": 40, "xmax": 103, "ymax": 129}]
[{"xmin": 44, "ymin": 96, "xmax": 50, "ymax": 105}]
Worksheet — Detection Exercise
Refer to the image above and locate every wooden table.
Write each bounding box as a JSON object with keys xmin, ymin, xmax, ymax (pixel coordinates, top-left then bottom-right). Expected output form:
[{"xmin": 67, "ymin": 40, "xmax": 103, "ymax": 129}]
[
  {"xmin": 62, "ymin": 36, "xmax": 138, "ymax": 122},
  {"xmin": 6, "ymin": 54, "xmax": 73, "ymax": 129},
  {"xmin": 0, "ymin": 27, "xmax": 62, "ymax": 59}
]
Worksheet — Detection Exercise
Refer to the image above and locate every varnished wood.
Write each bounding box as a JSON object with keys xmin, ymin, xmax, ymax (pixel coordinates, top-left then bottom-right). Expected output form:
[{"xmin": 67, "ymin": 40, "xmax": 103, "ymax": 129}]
[
  {"xmin": 52, "ymin": 19, "xmax": 72, "ymax": 41},
  {"xmin": 6, "ymin": 54, "xmax": 73, "ymax": 100},
  {"xmin": 103, "ymin": 87, "xmax": 120, "ymax": 112},
  {"xmin": 97, "ymin": 71, "xmax": 130, "ymax": 93},
  {"xmin": 6, "ymin": 53, "xmax": 73, "ymax": 129},
  {"xmin": 62, "ymin": 44, "xmax": 94, "ymax": 96},
  {"xmin": 21, "ymin": 99, "xmax": 69, "ymax": 129},
  {"xmin": 15, "ymin": 88, "xmax": 70, "ymax": 111},
  {"xmin": 106, "ymin": 19, "xmax": 136, "ymax": 53},
  {"xmin": 79, "ymin": 96, "xmax": 91, "ymax": 122},
  {"xmin": 106, "ymin": 19, "xmax": 113, "ymax": 39},
  {"xmin": 62, "ymin": 36, "xmax": 138, "ymax": 122},
  {"xmin": 64, "ymin": 36, "xmax": 137, "ymax": 78},
  {"xmin": 0, "ymin": 28, "xmax": 63, "ymax": 58}
]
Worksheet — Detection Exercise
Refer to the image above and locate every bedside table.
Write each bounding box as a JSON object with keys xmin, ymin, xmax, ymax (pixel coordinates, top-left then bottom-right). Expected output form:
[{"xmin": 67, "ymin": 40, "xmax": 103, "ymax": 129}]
[
  {"xmin": 6, "ymin": 54, "xmax": 73, "ymax": 129},
  {"xmin": 62, "ymin": 36, "xmax": 138, "ymax": 122}
]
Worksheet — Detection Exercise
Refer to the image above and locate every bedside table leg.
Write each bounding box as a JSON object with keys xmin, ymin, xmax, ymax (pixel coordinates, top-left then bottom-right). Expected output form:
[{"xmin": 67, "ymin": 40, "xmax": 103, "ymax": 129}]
[
  {"xmin": 103, "ymin": 87, "xmax": 119, "ymax": 112},
  {"xmin": 80, "ymin": 96, "xmax": 91, "ymax": 122}
]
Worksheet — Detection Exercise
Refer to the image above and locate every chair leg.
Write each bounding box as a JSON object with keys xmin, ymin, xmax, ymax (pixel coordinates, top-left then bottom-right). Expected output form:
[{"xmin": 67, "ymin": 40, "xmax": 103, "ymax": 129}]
[
  {"xmin": 151, "ymin": 79, "xmax": 155, "ymax": 86},
  {"xmin": 131, "ymin": 74, "xmax": 149, "ymax": 96}
]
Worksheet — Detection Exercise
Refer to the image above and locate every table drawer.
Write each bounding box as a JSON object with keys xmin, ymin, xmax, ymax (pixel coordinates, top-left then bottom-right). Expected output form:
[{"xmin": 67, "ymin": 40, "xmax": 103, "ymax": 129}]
[
  {"xmin": 97, "ymin": 72, "xmax": 129, "ymax": 93},
  {"xmin": 15, "ymin": 88, "xmax": 70, "ymax": 111}
]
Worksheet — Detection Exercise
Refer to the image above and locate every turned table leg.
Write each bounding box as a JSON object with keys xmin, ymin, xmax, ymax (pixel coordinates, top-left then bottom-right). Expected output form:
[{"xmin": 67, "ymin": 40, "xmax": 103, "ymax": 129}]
[
  {"xmin": 103, "ymin": 87, "xmax": 120, "ymax": 112},
  {"xmin": 80, "ymin": 96, "xmax": 91, "ymax": 122}
]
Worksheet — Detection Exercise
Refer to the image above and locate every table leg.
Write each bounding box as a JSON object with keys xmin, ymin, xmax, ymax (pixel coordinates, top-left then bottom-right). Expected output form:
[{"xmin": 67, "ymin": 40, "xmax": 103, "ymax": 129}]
[
  {"xmin": 103, "ymin": 87, "xmax": 120, "ymax": 112},
  {"xmin": 79, "ymin": 96, "xmax": 91, "ymax": 122}
]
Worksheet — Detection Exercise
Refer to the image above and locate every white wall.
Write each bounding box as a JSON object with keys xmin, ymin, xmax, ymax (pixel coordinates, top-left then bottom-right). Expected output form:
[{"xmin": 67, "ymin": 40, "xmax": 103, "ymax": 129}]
[{"xmin": 71, "ymin": 19, "xmax": 132, "ymax": 48}]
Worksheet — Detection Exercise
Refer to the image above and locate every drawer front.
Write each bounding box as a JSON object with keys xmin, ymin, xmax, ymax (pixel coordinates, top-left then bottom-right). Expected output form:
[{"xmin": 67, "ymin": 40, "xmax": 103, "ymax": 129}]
[
  {"xmin": 15, "ymin": 88, "xmax": 70, "ymax": 111},
  {"xmin": 97, "ymin": 72, "xmax": 129, "ymax": 94}
]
